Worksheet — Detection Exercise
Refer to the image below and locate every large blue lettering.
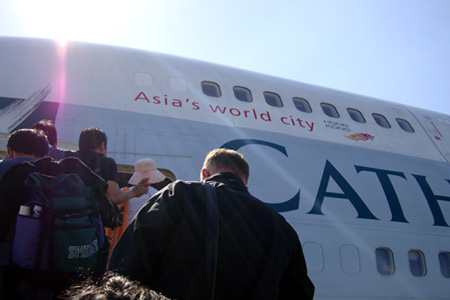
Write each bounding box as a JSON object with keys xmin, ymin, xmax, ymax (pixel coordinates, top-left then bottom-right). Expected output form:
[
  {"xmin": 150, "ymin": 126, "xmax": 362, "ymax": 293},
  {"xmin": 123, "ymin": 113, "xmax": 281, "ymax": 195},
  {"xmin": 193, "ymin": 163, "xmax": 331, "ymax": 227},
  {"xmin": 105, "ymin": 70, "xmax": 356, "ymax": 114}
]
[
  {"xmin": 308, "ymin": 160, "xmax": 378, "ymax": 220},
  {"xmin": 220, "ymin": 139, "xmax": 300, "ymax": 212},
  {"xmin": 221, "ymin": 139, "xmax": 449, "ymax": 226},
  {"xmin": 355, "ymin": 166, "xmax": 408, "ymax": 223},
  {"xmin": 413, "ymin": 175, "xmax": 450, "ymax": 227}
]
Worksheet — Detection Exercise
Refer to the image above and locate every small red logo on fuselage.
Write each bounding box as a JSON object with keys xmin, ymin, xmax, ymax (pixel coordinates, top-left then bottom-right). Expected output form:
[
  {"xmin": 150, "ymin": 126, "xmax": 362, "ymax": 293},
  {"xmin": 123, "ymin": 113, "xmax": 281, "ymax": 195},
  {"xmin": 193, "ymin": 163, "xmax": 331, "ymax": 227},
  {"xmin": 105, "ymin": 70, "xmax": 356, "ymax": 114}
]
[{"xmin": 345, "ymin": 133, "xmax": 375, "ymax": 141}]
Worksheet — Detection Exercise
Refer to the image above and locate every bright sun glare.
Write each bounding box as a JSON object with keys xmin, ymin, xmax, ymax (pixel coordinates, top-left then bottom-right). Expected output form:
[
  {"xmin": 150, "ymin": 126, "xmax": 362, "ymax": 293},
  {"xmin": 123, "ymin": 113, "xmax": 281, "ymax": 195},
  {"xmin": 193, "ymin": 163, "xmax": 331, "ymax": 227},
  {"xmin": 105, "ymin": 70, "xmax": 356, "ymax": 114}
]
[{"xmin": 15, "ymin": 0, "xmax": 131, "ymax": 45}]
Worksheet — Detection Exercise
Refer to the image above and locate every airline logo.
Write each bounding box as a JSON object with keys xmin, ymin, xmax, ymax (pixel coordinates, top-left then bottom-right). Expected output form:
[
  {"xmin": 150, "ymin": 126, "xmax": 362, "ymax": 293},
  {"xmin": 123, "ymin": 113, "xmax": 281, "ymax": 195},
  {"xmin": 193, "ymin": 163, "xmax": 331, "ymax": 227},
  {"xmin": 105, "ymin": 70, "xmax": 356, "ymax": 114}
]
[
  {"xmin": 345, "ymin": 133, "xmax": 375, "ymax": 141},
  {"xmin": 224, "ymin": 139, "xmax": 450, "ymax": 227}
]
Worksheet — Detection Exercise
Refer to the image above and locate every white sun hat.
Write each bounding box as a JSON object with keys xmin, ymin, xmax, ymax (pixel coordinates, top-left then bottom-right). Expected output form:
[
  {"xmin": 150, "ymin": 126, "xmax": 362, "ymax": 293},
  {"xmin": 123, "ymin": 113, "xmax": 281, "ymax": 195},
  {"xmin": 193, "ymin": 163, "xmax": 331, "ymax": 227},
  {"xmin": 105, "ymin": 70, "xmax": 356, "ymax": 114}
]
[{"xmin": 128, "ymin": 158, "xmax": 166, "ymax": 185}]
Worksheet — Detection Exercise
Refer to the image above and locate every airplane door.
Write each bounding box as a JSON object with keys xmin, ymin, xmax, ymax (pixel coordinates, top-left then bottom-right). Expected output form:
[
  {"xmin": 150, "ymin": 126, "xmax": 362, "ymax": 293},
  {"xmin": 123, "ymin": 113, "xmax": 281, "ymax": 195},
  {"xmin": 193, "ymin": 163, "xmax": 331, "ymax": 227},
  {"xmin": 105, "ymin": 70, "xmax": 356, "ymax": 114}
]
[
  {"xmin": 112, "ymin": 130, "xmax": 136, "ymax": 164},
  {"xmin": 414, "ymin": 110, "xmax": 450, "ymax": 163}
]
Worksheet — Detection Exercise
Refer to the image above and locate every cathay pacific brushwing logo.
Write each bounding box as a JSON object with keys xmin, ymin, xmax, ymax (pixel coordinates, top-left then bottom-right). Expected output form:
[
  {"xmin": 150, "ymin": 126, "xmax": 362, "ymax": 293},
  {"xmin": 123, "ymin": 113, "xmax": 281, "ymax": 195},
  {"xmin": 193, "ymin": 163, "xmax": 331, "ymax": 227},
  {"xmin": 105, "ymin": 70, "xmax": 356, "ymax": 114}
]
[{"xmin": 345, "ymin": 133, "xmax": 375, "ymax": 141}]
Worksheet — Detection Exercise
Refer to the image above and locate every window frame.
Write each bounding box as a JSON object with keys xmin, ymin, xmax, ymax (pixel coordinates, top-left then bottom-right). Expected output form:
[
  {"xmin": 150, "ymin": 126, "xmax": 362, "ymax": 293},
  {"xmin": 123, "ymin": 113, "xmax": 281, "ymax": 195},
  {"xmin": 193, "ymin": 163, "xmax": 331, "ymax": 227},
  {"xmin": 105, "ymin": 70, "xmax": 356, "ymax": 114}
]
[
  {"xmin": 375, "ymin": 247, "xmax": 395, "ymax": 276},
  {"xmin": 201, "ymin": 81, "xmax": 222, "ymax": 98},
  {"xmin": 396, "ymin": 118, "xmax": 415, "ymax": 133},
  {"xmin": 408, "ymin": 249, "xmax": 427, "ymax": 277},
  {"xmin": 264, "ymin": 91, "xmax": 283, "ymax": 107},
  {"xmin": 439, "ymin": 252, "xmax": 450, "ymax": 278},
  {"xmin": 321, "ymin": 103, "xmax": 340, "ymax": 118},
  {"xmin": 293, "ymin": 97, "xmax": 312, "ymax": 113},
  {"xmin": 134, "ymin": 72, "xmax": 153, "ymax": 87},
  {"xmin": 340, "ymin": 244, "xmax": 361, "ymax": 274},
  {"xmin": 233, "ymin": 86, "xmax": 253, "ymax": 102},
  {"xmin": 347, "ymin": 108, "xmax": 366, "ymax": 123},
  {"xmin": 373, "ymin": 113, "xmax": 391, "ymax": 128}
]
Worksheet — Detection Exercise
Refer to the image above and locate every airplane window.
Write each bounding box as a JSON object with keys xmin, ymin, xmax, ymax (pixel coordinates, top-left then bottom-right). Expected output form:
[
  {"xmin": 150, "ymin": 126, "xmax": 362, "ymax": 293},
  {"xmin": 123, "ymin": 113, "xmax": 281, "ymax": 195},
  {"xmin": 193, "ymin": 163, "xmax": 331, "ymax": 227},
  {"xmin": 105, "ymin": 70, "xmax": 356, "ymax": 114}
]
[
  {"xmin": 264, "ymin": 92, "xmax": 283, "ymax": 107},
  {"xmin": 233, "ymin": 86, "xmax": 253, "ymax": 102},
  {"xmin": 169, "ymin": 76, "xmax": 187, "ymax": 91},
  {"xmin": 347, "ymin": 108, "xmax": 366, "ymax": 123},
  {"xmin": 372, "ymin": 113, "xmax": 391, "ymax": 128},
  {"xmin": 340, "ymin": 245, "xmax": 361, "ymax": 274},
  {"xmin": 439, "ymin": 252, "xmax": 450, "ymax": 278},
  {"xmin": 134, "ymin": 72, "xmax": 152, "ymax": 87},
  {"xmin": 302, "ymin": 242, "xmax": 324, "ymax": 273},
  {"xmin": 293, "ymin": 97, "xmax": 312, "ymax": 113},
  {"xmin": 408, "ymin": 249, "xmax": 426, "ymax": 277},
  {"xmin": 321, "ymin": 103, "xmax": 340, "ymax": 118},
  {"xmin": 375, "ymin": 247, "xmax": 395, "ymax": 276},
  {"xmin": 201, "ymin": 81, "xmax": 222, "ymax": 97},
  {"xmin": 396, "ymin": 118, "xmax": 415, "ymax": 133}
]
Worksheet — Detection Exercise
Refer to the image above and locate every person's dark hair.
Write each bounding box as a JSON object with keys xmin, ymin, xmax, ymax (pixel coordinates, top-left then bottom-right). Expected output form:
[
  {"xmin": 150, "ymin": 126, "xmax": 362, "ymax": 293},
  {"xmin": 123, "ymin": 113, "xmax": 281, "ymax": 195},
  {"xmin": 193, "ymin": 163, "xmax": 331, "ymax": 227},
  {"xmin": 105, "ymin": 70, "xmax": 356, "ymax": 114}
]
[
  {"xmin": 203, "ymin": 148, "xmax": 249, "ymax": 182},
  {"xmin": 79, "ymin": 127, "xmax": 107, "ymax": 152},
  {"xmin": 62, "ymin": 271, "xmax": 171, "ymax": 300},
  {"xmin": 31, "ymin": 119, "xmax": 57, "ymax": 146},
  {"xmin": 7, "ymin": 129, "xmax": 48, "ymax": 158}
]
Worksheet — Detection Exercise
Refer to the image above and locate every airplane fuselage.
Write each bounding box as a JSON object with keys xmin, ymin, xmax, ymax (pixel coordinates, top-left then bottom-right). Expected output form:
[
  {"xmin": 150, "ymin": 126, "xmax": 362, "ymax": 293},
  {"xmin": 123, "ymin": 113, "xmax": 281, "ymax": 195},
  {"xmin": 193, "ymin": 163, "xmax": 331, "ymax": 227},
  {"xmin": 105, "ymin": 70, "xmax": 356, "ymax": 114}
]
[{"xmin": 1, "ymin": 37, "xmax": 449, "ymax": 299}]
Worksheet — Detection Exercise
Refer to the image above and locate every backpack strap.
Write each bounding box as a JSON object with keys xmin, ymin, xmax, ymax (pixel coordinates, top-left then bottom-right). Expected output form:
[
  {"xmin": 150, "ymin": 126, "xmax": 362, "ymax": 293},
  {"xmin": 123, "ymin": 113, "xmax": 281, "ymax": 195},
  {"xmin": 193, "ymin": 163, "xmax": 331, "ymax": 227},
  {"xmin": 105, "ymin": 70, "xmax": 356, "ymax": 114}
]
[
  {"xmin": 31, "ymin": 203, "xmax": 55, "ymax": 293},
  {"xmin": 203, "ymin": 181, "xmax": 219, "ymax": 300}
]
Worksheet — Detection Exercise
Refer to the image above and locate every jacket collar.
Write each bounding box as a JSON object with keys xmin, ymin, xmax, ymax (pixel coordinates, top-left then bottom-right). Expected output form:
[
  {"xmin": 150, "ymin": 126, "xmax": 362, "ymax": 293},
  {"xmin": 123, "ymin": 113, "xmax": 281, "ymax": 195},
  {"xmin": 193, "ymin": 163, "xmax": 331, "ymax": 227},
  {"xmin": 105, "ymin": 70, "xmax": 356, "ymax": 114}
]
[{"xmin": 206, "ymin": 172, "xmax": 247, "ymax": 192}]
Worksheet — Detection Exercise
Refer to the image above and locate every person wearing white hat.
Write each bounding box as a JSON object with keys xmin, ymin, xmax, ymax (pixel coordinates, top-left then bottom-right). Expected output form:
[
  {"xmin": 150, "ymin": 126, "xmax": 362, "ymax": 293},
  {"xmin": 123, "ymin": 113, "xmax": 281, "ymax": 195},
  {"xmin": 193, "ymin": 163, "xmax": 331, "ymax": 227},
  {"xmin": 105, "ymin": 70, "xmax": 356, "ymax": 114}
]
[
  {"xmin": 105, "ymin": 158, "xmax": 170, "ymax": 258},
  {"xmin": 126, "ymin": 158, "xmax": 166, "ymax": 225}
]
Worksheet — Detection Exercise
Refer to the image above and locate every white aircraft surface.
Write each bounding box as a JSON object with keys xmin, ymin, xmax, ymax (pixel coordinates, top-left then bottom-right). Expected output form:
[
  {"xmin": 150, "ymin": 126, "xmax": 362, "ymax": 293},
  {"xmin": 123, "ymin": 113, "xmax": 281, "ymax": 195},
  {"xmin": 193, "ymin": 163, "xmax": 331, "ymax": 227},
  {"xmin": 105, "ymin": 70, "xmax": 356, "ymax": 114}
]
[{"xmin": 1, "ymin": 36, "xmax": 449, "ymax": 299}]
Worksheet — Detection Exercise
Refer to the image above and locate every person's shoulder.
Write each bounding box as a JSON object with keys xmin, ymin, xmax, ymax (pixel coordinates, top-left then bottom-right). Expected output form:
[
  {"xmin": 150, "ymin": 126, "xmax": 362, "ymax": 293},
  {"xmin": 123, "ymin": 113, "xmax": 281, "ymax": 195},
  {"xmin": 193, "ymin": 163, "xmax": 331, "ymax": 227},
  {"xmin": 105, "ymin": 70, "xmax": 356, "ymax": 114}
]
[
  {"xmin": 166, "ymin": 179, "xmax": 200, "ymax": 191},
  {"xmin": 84, "ymin": 152, "xmax": 117, "ymax": 168},
  {"xmin": 0, "ymin": 158, "xmax": 36, "ymax": 186},
  {"xmin": 101, "ymin": 155, "xmax": 117, "ymax": 165},
  {"xmin": 0, "ymin": 158, "xmax": 11, "ymax": 170},
  {"xmin": 48, "ymin": 146, "xmax": 66, "ymax": 160},
  {"xmin": 156, "ymin": 180, "xmax": 205, "ymax": 200},
  {"xmin": 0, "ymin": 157, "xmax": 34, "ymax": 171}
]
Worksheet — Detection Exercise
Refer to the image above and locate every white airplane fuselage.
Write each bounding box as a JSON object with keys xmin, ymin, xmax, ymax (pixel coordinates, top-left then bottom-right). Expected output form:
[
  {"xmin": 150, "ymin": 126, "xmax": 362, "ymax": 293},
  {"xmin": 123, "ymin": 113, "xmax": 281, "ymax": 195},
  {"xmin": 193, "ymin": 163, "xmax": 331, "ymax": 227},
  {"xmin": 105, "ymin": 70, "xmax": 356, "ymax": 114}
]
[{"xmin": 1, "ymin": 37, "xmax": 449, "ymax": 299}]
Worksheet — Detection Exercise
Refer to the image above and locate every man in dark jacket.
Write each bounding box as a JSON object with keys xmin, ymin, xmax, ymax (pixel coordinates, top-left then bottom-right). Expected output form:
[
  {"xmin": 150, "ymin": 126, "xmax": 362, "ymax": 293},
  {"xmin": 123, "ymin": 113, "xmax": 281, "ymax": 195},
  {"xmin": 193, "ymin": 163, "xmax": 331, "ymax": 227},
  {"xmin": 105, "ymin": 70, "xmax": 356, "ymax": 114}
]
[{"xmin": 108, "ymin": 148, "xmax": 314, "ymax": 300}]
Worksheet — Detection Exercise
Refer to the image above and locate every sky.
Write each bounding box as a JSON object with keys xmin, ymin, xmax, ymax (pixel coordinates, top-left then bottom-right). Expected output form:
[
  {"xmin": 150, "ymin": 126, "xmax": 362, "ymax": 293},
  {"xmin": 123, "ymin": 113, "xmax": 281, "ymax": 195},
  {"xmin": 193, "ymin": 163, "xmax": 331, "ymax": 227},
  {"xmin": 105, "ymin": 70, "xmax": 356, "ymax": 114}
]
[{"xmin": 1, "ymin": 0, "xmax": 449, "ymax": 115}]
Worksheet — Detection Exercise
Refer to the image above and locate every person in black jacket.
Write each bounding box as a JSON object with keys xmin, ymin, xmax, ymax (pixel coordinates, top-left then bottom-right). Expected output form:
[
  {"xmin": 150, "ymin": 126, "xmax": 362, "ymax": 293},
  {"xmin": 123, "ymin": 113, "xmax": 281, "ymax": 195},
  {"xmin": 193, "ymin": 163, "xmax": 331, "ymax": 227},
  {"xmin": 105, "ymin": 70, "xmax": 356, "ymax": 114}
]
[{"xmin": 108, "ymin": 148, "xmax": 314, "ymax": 300}]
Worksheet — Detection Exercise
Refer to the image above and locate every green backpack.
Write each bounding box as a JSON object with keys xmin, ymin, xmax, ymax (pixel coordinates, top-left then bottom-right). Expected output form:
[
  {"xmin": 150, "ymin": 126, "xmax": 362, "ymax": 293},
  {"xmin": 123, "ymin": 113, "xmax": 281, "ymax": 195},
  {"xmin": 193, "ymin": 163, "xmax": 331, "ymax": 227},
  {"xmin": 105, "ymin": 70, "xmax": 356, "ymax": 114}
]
[{"xmin": 12, "ymin": 171, "xmax": 104, "ymax": 273}]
